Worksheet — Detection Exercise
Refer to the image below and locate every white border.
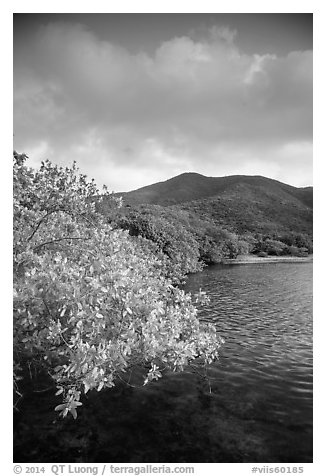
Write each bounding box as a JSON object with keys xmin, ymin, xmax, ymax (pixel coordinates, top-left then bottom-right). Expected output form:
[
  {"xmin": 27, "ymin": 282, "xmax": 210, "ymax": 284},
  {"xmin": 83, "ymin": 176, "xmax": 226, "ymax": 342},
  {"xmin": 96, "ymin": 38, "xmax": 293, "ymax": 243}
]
[{"xmin": 3, "ymin": 2, "xmax": 324, "ymax": 474}]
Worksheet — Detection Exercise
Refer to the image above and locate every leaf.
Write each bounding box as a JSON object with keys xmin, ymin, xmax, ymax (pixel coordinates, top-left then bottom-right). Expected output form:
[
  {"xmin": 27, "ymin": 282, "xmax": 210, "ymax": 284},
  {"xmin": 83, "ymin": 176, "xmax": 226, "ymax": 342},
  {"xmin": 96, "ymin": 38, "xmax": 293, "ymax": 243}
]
[
  {"xmin": 92, "ymin": 367, "xmax": 98, "ymax": 377},
  {"xmin": 69, "ymin": 363, "xmax": 77, "ymax": 373},
  {"xmin": 73, "ymin": 401, "xmax": 82, "ymax": 407},
  {"xmin": 60, "ymin": 306, "xmax": 67, "ymax": 317},
  {"xmin": 55, "ymin": 404, "xmax": 67, "ymax": 412},
  {"xmin": 70, "ymin": 407, "xmax": 77, "ymax": 419}
]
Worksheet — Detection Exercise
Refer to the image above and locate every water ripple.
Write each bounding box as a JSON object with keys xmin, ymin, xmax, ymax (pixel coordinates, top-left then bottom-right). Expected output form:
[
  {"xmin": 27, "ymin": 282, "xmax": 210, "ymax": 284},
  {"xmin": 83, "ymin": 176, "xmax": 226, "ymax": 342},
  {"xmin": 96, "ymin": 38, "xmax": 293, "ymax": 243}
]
[{"xmin": 184, "ymin": 261, "xmax": 313, "ymax": 457}]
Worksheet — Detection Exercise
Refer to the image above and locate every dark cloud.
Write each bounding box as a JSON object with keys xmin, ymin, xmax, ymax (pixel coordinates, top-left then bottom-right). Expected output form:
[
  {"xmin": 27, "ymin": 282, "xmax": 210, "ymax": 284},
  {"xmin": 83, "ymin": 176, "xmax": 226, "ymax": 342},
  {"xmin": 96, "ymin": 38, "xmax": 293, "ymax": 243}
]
[{"xmin": 14, "ymin": 20, "xmax": 312, "ymax": 190}]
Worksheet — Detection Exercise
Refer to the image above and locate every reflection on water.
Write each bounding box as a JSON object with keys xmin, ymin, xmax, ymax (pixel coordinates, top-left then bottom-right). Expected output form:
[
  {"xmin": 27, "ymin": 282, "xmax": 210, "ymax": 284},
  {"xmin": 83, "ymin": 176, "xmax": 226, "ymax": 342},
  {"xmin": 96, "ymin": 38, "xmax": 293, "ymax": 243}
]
[
  {"xmin": 14, "ymin": 262, "xmax": 313, "ymax": 463},
  {"xmin": 184, "ymin": 261, "xmax": 313, "ymax": 461}
]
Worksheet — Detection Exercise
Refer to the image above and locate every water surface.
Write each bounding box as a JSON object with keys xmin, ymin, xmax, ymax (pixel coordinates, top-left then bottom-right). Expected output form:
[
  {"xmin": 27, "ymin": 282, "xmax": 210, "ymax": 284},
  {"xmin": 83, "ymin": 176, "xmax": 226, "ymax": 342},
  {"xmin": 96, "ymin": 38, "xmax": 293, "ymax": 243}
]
[
  {"xmin": 183, "ymin": 261, "xmax": 313, "ymax": 462},
  {"xmin": 14, "ymin": 262, "xmax": 313, "ymax": 463}
]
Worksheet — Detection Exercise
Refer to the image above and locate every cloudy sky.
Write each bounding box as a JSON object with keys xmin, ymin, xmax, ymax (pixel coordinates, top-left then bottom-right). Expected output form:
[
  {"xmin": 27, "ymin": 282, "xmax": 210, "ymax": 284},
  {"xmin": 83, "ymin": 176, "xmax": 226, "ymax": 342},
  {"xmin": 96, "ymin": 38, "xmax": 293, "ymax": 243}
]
[{"xmin": 13, "ymin": 13, "xmax": 313, "ymax": 191}]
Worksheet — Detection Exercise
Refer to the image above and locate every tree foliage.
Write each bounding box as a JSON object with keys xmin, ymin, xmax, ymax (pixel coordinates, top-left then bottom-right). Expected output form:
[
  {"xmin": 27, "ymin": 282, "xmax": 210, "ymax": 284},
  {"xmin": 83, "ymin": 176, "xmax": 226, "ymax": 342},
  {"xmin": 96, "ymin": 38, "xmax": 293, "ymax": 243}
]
[
  {"xmin": 252, "ymin": 233, "xmax": 312, "ymax": 257},
  {"xmin": 114, "ymin": 204, "xmax": 313, "ymax": 264},
  {"xmin": 113, "ymin": 206, "xmax": 204, "ymax": 281},
  {"xmin": 13, "ymin": 153, "xmax": 223, "ymax": 419}
]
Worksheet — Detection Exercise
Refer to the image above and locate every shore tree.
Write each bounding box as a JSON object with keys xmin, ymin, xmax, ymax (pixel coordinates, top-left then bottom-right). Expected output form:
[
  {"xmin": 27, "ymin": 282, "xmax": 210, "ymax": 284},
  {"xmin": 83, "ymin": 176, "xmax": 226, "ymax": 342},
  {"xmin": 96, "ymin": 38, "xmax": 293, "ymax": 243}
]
[{"xmin": 13, "ymin": 152, "xmax": 223, "ymax": 419}]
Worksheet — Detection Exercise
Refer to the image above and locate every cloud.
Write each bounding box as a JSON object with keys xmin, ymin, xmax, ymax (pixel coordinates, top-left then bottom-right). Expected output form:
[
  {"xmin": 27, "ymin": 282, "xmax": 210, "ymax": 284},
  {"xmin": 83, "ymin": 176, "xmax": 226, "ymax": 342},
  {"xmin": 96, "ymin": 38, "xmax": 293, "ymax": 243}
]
[{"xmin": 14, "ymin": 21, "xmax": 312, "ymax": 190}]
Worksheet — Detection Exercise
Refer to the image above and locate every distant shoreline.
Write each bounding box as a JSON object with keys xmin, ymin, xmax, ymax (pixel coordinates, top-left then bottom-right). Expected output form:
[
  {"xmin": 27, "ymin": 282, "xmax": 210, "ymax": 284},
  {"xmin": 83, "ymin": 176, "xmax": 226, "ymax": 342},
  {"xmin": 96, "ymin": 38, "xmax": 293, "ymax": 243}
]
[{"xmin": 222, "ymin": 254, "xmax": 313, "ymax": 265}]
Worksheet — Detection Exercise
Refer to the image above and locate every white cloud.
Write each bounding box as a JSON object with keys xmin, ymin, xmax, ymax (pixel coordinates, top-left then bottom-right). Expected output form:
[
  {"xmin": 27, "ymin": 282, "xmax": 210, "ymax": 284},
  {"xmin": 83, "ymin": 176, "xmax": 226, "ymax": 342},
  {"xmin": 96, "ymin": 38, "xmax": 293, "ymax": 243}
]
[{"xmin": 13, "ymin": 21, "xmax": 312, "ymax": 189}]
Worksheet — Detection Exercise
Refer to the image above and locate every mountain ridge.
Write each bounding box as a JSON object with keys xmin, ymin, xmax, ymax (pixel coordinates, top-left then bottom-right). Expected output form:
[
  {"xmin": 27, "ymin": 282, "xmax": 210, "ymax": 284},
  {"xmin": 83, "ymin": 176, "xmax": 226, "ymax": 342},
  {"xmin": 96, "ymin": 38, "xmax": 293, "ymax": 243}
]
[
  {"xmin": 119, "ymin": 172, "xmax": 313, "ymax": 209},
  {"xmin": 105, "ymin": 172, "xmax": 313, "ymax": 268}
]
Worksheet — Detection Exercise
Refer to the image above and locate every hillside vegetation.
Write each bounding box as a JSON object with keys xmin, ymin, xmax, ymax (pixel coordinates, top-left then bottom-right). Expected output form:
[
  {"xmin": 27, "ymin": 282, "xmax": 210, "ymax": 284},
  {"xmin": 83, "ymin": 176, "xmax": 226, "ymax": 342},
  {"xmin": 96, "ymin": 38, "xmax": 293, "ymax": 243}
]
[
  {"xmin": 119, "ymin": 172, "xmax": 313, "ymax": 209},
  {"xmin": 103, "ymin": 173, "xmax": 313, "ymax": 269}
]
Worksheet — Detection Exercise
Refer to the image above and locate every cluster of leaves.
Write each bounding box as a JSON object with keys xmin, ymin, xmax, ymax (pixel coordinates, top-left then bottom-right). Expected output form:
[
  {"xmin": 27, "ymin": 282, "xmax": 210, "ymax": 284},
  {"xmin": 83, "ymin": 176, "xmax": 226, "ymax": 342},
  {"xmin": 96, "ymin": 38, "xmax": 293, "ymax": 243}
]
[
  {"xmin": 13, "ymin": 152, "xmax": 223, "ymax": 419},
  {"xmin": 252, "ymin": 233, "xmax": 312, "ymax": 257},
  {"xmin": 169, "ymin": 187, "xmax": 313, "ymax": 259},
  {"xmin": 112, "ymin": 206, "xmax": 204, "ymax": 282},
  {"xmin": 277, "ymin": 232, "xmax": 313, "ymax": 254},
  {"xmin": 191, "ymin": 223, "xmax": 251, "ymax": 263},
  {"xmin": 108, "ymin": 203, "xmax": 260, "ymax": 268}
]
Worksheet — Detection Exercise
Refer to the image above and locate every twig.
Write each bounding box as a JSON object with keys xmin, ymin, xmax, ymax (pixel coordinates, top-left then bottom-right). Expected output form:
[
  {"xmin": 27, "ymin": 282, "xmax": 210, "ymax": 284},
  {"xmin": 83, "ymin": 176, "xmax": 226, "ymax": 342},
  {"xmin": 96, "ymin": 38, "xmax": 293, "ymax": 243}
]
[
  {"xmin": 33, "ymin": 236, "xmax": 91, "ymax": 251},
  {"xmin": 27, "ymin": 209, "xmax": 61, "ymax": 242},
  {"xmin": 33, "ymin": 386, "xmax": 54, "ymax": 393}
]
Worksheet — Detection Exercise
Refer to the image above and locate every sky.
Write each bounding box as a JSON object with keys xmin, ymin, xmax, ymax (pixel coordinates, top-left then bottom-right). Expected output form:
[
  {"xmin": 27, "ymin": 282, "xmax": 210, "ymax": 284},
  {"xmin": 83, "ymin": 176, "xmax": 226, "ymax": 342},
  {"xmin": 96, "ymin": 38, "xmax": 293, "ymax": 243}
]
[{"xmin": 13, "ymin": 13, "xmax": 313, "ymax": 191}]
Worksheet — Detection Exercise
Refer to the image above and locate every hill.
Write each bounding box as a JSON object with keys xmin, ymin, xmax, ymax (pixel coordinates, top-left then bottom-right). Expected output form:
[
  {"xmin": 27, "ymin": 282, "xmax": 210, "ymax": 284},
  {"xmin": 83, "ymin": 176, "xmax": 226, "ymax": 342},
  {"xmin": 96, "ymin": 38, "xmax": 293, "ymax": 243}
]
[
  {"xmin": 119, "ymin": 172, "xmax": 313, "ymax": 211},
  {"xmin": 104, "ymin": 173, "xmax": 313, "ymax": 270},
  {"xmin": 119, "ymin": 173, "xmax": 312, "ymax": 236},
  {"xmin": 173, "ymin": 180, "xmax": 312, "ymax": 237}
]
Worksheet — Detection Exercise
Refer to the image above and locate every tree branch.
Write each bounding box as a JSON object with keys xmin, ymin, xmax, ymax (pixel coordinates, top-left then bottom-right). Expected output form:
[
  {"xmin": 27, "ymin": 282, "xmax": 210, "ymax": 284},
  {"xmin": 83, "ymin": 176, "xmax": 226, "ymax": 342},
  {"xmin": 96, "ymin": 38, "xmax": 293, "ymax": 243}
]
[
  {"xmin": 27, "ymin": 208, "xmax": 64, "ymax": 242},
  {"xmin": 33, "ymin": 236, "xmax": 91, "ymax": 251}
]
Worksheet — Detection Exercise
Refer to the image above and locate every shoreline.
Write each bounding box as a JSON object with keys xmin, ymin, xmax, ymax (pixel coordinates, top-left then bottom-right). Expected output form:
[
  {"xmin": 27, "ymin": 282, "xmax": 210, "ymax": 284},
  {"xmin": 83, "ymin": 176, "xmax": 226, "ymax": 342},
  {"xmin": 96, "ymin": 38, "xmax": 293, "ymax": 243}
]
[{"xmin": 221, "ymin": 254, "xmax": 313, "ymax": 265}]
